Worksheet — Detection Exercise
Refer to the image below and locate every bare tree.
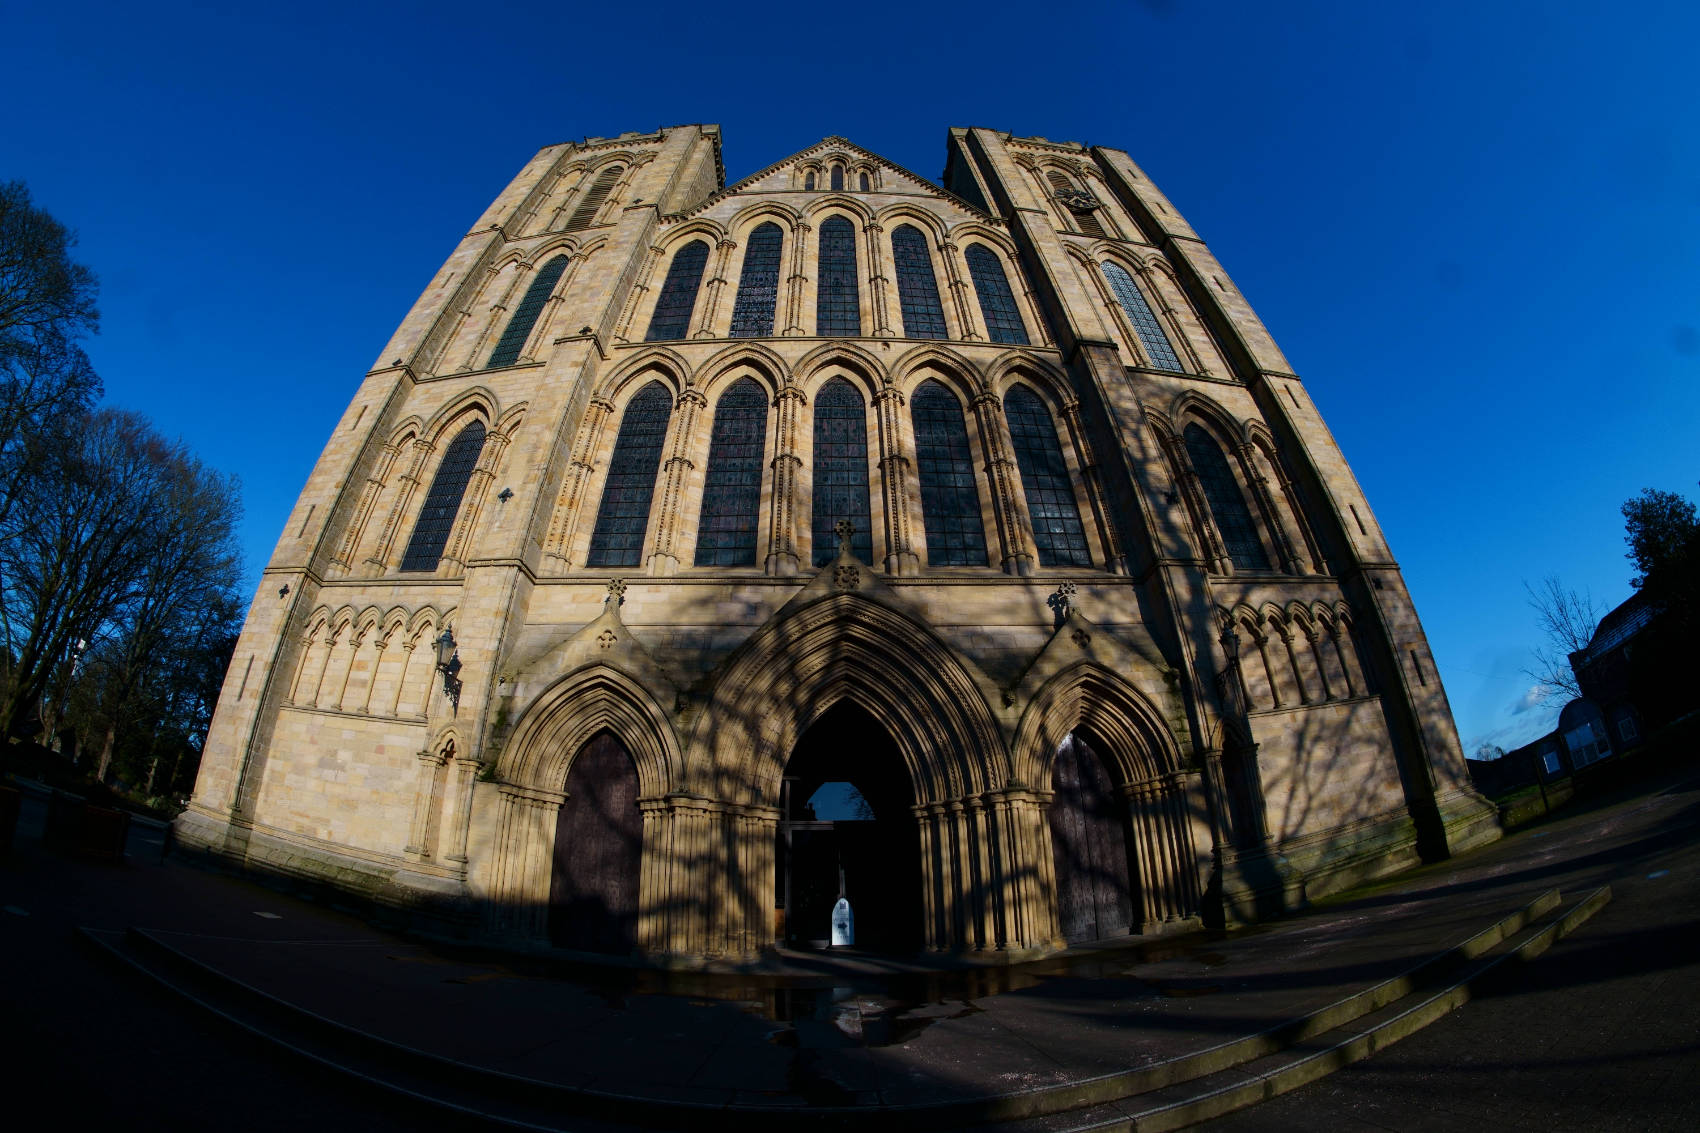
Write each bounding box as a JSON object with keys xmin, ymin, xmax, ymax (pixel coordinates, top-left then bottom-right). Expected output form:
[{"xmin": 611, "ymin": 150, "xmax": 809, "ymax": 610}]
[{"xmin": 1522, "ymin": 575, "xmax": 1603, "ymax": 706}]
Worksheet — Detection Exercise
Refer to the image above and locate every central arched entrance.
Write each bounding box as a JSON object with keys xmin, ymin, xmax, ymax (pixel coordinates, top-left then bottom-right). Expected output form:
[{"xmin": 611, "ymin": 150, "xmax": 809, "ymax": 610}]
[
  {"xmin": 776, "ymin": 701, "xmax": 922, "ymax": 953},
  {"xmin": 1048, "ymin": 731, "xmax": 1136, "ymax": 943}
]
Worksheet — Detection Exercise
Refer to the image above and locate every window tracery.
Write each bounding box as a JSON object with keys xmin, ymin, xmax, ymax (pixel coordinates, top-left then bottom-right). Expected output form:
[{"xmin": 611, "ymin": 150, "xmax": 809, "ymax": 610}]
[
  {"xmin": 564, "ymin": 166, "xmax": 622, "ymax": 231},
  {"xmin": 487, "ymin": 256, "xmax": 568, "ymax": 369},
  {"xmin": 811, "ymin": 379, "xmax": 873, "ymax": 566},
  {"xmin": 645, "ymin": 240, "xmax": 710, "ymax": 341},
  {"xmin": 729, "ymin": 222, "xmax": 783, "ymax": 338},
  {"xmin": 1103, "ymin": 262, "xmax": 1181, "ymax": 371},
  {"xmin": 816, "ymin": 216, "xmax": 861, "ymax": 336},
  {"xmin": 587, "ymin": 383, "xmax": 672, "ymax": 567},
  {"xmin": 912, "ymin": 381, "xmax": 988, "ymax": 566},
  {"xmin": 1004, "ymin": 387, "xmax": 1090, "ymax": 567},
  {"xmin": 399, "ymin": 421, "xmax": 487, "ymax": 572},
  {"xmin": 890, "ymin": 224, "xmax": 948, "ymax": 339},
  {"xmin": 694, "ymin": 378, "xmax": 768, "ymax": 566},
  {"xmin": 965, "ymin": 244, "xmax": 1029, "ymax": 346}
]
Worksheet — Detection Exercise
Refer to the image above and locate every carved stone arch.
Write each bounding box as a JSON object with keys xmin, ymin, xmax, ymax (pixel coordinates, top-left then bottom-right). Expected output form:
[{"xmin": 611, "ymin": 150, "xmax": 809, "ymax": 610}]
[
  {"xmin": 351, "ymin": 604, "xmax": 383, "ymax": 638},
  {"xmin": 1011, "ymin": 662, "xmax": 1187, "ymax": 791},
  {"xmin": 686, "ymin": 592, "xmax": 1007, "ymax": 809},
  {"xmin": 728, "ymin": 200, "xmax": 802, "ymax": 234},
  {"xmin": 426, "ymin": 723, "xmax": 466, "ymax": 761},
  {"xmin": 891, "ymin": 343, "xmax": 982, "ymax": 396},
  {"xmin": 948, "ymin": 221, "xmax": 1022, "ymax": 259},
  {"xmin": 421, "ymin": 387, "xmax": 500, "ymax": 448},
  {"xmin": 793, "ymin": 340, "xmax": 889, "ymax": 392},
  {"xmin": 497, "ymin": 663, "xmax": 680, "ymax": 800},
  {"xmin": 379, "ymin": 606, "xmax": 410, "ymax": 645},
  {"xmin": 875, "ymin": 204, "xmax": 949, "ymax": 242},
  {"xmin": 803, "ymin": 198, "xmax": 875, "ymax": 225},
  {"xmin": 1166, "ymin": 389, "xmax": 1242, "ymax": 442},
  {"xmin": 652, "ymin": 217, "xmax": 727, "ymax": 250},
  {"xmin": 406, "ymin": 604, "xmax": 451, "ymax": 644},
  {"xmin": 985, "ymin": 351, "xmax": 1069, "ymax": 401},
  {"xmin": 384, "ymin": 417, "xmax": 425, "ymax": 450},
  {"xmin": 593, "ymin": 348, "xmax": 689, "ymax": 403},
  {"xmin": 696, "ymin": 341, "xmax": 789, "ymax": 400},
  {"xmin": 492, "ymin": 402, "xmax": 527, "ymax": 440}
]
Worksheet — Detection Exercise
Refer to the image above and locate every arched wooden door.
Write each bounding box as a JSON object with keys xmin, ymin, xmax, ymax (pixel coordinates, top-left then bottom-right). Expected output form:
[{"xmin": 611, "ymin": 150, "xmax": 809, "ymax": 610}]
[
  {"xmin": 549, "ymin": 731, "xmax": 641, "ymax": 953},
  {"xmin": 1048, "ymin": 732, "xmax": 1135, "ymax": 943}
]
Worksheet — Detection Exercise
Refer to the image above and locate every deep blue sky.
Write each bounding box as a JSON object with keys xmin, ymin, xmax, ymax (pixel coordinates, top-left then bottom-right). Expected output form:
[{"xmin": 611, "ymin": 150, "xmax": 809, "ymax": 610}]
[{"xmin": 4, "ymin": 1, "xmax": 1696, "ymax": 754}]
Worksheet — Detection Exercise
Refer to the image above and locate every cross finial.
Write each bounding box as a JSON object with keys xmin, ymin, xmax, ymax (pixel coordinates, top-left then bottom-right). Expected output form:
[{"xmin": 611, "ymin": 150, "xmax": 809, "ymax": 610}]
[
  {"xmin": 605, "ymin": 578, "xmax": 627, "ymax": 608},
  {"xmin": 834, "ymin": 518, "xmax": 854, "ymax": 556}
]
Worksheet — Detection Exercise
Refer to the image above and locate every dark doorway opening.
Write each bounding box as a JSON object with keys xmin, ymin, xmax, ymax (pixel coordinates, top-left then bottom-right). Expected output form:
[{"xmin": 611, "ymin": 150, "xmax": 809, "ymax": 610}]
[
  {"xmin": 776, "ymin": 701, "xmax": 922, "ymax": 953},
  {"xmin": 1048, "ymin": 732, "xmax": 1136, "ymax": 943},
  {"xmin": 549, "ymin": 731, "xmax": 641, "ymax": 953}
]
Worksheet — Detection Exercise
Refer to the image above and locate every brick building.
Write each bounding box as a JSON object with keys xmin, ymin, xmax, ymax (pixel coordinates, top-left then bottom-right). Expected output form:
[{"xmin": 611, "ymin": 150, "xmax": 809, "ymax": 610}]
[{"xmin": 179, "ymin": 126, "xmax": 1496, "ymax": 960}]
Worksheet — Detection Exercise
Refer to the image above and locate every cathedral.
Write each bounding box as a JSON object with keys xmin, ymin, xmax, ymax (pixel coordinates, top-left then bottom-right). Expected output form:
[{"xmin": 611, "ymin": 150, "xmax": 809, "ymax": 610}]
[{"xmin": 179, "ymin": 125, "xmax": 1497, "ymax": 961}]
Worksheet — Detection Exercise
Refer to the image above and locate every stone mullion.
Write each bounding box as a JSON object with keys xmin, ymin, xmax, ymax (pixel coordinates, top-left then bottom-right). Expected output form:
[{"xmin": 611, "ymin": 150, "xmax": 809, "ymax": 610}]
[
  {"xmin": 334, "ymin": 443, "xmax": 402, "ymax": 570},
  {"xmin": 358, "ymin": 637, "xmax": 384, "ymax": 715},
  {"xmin": 647, "ymin": 389, "xmax": 706, "ymax": 573},
  {"xmin": 1304, "ymin": 628, "xmax": 1334, "ymax": 701},
  {"xmin": 1059, "ymin": 399, "xmax": 1125, "ymax": 573},
  {"xmin": 308, "ymin": 630, "xmax": 339, "ymax": 707},
  {"xmin": 940, "ymin": 241, "xmax": 981, "ymax": 341},
  {"xmin": 1238, "ymin": 443, "xmax": 1300, "ymax": 574},
  {"xmin": 1276, "ymin": 628, "xmax": 1310, "ymax": 705},
  {"xmin": 442, "ymin": 429, "xmax": 510, "ymax": 570},
  {"xmin": 781, "ymin": 221, "xmax": 812, "ymax": 336},
  {"xmin": 1329, "ymin": 627, "xmax": 1358, "ymax": 698},
  {"xmin": 545, "ymin": 398, "xmax": 614, "ymax": 568},
  {"xmin": 862, "ymin": 221, "xmax": 893, "ymax": 337},
  {"xmin": 287, "ymin": 633, "xmax": 317, "ymax": 704},
  {"xmin": 873, "ymin": 383, "xmax": 919, "ymax": 574},
  {"xmin": 692, "ymin": 239, "xmax": 737, "ymax": 339},
  {"xmin": 914, "ymin": 804, "xmax": 941, "ymax": 950},
  {"xmin": 331, "ymin": 629, "xmax": 366, "ymax": 711},
  {"xmin": 612, "ymin": 246, "xmax": 665, "ymax": 343},
  {"xmin": 765, "ymin": 385, "xmax": 805, "ymax": 575},
  {"xmin": 404, "ymin": 749, "xmax": 447, "ymax": 856},
  {"xmin": 390, "ymin": 640, "xmax": 417, "ymax": 717},
  {"xmin": 461, "ymin": 264, "xmax": 528, "ymax": 372},
  {"xmin": 368, "ymin": 440, "xmax": 432, "ymax": 570},
  {"xmin": 972, "ymin": 389, "xmax": 1035, "ymax": 576}
]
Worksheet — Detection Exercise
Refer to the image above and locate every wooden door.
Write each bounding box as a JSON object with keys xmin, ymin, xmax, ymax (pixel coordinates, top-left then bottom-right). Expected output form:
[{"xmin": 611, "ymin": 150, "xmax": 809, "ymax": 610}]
[
  {"xmin": 549, "ymin": 732, "xmax": 641, "ymax": 953},
  {"xmin": 1048, "ymin": 733, "xmax": 1135, "ymax": 943}
]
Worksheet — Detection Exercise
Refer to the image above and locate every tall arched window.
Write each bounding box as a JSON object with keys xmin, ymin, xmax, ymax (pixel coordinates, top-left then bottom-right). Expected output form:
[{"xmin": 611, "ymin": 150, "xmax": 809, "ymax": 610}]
[
  {"xmin": 965, "ymin": 244, "xmax": 1029, "ymax": 346},
  {"xmin": 399, "ymin": 421, "xmax": 487, "ymax": 572},
  {"xmin": 891, "ymin": 225, "xmax": 947, "ymax": 339},
  {"xmin": 564, "ymin": 166, "xmax": 621, "ymax": 231},
  {"xmin": 1004, "ymin": 387, "xmax": 1090, "ymax": 567},
  {"xmin": 695, "ymin": 378, "xmax": 769, "ymax": 566},
  {"xmin": 816, "ymin": 216, "xmax": 861, "ymax": 337},
  {"xmin": 812, "ymin": 379, "xmax": 873, "ymax": 566},
  {"xmin": 587, "ymin": 383, "xmax": 672, "ymax": 568},
  {"xmin": 645, "ymin": 240, "xmax": 710, "ymax": 341},
  {"xmin": 487, "ymin": 256, "xmax": 569, "ymax": 369},
  {"xmin": 831, "ymin": 165, "xmax": 845, "ymax": 191},
  {"xmin": 912, "ymin": 381, "xmax": 987, "ymax": 566},
  {"xmin": 858, "ymin": 172, "xmax": 870, "ymax": 192},
  {"xmin": 1103, "ymin": 262, "xmax": 1182, "ymax": 371},
  {"xmin": 1183, "ymin": 423, "xmax": 1269, "ymax": 570},
  {"xmin": 729, "ymin": 222, "xmax": 783, "ymax": 338},
  {"xmin": 805, "ymin": 171, "xmax": 816, "ymax": 191}
]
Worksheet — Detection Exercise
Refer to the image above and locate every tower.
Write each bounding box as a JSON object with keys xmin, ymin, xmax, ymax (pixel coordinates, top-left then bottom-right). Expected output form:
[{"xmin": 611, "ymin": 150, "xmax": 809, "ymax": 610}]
[{"xmin": 180, "ymin": 125, "xmax": 1497, "ymax": 959}]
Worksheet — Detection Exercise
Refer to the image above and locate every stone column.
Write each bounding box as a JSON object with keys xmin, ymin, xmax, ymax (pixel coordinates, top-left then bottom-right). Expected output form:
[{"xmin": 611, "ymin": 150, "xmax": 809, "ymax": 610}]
[
  {"xmin": 1304, "ymin": 626, "xmax": 1334, "ymax": 701},
  {"xmin": 1329, "ymin": 624, "xmax": 1358, "ymax": 698},
  {"xmin": 692, "ymin": 239, "xmax": 738, "ymax": 338},
  {"xmin": 358, "ymin": 634, "xmax": 385, "ymax": 715},
  {"xmin": 331, "ymin": 627, "xmax": 365, "ymax": 711},
  {"xmin": 367, "ymin": 438, "xmax": 431, "ymax": 570},
  {"xmin": 1276, "ymin": 625, "xmax": 1311, "ymax": 705},
  {"xmin": 940, "ymin": 241, "xmax": 981, "ymax": 341},
  {"xmin": 647, "ymin": 386, "xmax": 706, "ymax": 574},
  {"xmin": 404, "ymin": 748, "xmax": 447, "ymax": 856},
  {"xmin": 914, "ymin": 803, "xmax": 942, "ymax": 951},
  {"xmin": 782, "ymin": 221, "xmax": 812, "ymax": 336},
  {"xmin": 612, "ymin": 246, "xmax": 664, "ymax": 343},
  {"xmin": 489, "ymin": 783, "xmax": 565, "ymax": 941},
  {"xmin": 390, "ymin": 638, "xmax": 417, "ymax": 718},
  {"xmin": 971, "ymin": 387, "xmax": 1034, "ymax": 576},
  {"xmin": 545, "ymin": 396, "xmax": 615, "ymax": 569},
  {"xmin": 862, "ymin": 220, "xmax": 893, "ymax": 337},
  {"xmin": 461, "ymin": 262, "xmax": 528, "ymax": 371},
  {"xmin": 873, "ymin": 381, "xmax": 920, "ymax": 575},
  {"xmin": 965, "ymin": 795, "xmax": 997, "ymax": 950},
  {"xmin": 765, "ymin": 383, "xmax": 805, "ymax": 575},
  {"xmin": 441, "ymin": 754, "xmax": 481, "ymax": 864}
]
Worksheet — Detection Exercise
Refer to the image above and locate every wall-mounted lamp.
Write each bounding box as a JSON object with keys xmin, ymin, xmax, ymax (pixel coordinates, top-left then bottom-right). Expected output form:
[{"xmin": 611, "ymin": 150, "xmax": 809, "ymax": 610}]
[
  {"xmin": 497, "ymin": 488, "xmax": 514, "ymax": 503},
  {"xmin": 434, "ymin": 626, "xmax": 462, "ymax": 712}
]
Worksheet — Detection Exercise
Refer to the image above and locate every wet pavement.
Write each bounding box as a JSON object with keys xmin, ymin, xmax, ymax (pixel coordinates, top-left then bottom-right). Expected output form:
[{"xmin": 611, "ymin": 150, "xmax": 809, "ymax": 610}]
[{"xmin": 4, "ymin": 763, "xmax": 1698, "ymax": 1126}]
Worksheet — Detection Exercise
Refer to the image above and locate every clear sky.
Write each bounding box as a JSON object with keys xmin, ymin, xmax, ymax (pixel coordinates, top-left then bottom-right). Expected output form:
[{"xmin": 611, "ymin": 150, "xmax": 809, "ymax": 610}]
[{"xmin": 4, "ymin": 1, "xmax": 1696, "ymax": 756}]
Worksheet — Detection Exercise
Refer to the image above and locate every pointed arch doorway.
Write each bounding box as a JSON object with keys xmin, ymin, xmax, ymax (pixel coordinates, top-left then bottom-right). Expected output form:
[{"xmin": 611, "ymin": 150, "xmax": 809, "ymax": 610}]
[
  {"xmin": 1048, "ymin": 732, "xmax": 1136, "ymax": 943},
  {"xmin": 776, "ymin": 701, "xmax": 922, "ymax": 953},
  {"xmin": 549, "ymin": 731, "xmax": 642, "ymax": 953}
]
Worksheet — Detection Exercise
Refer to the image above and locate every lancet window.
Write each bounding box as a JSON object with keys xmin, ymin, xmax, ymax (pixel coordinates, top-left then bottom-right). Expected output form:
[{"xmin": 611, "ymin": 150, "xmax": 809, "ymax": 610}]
[
  {"xmin": 399, "ymin": 421, "xmax": 487, "ymax": 572},
  {"xmin": 1183, "ymin": 423, "xmax": 1269, "ymax": 570},
  {"xmin": 859, "ymin": 172, "xmax": 870, "ymax": 192},
  {"xmin": 816, "ymin": 216, "xmax": 861, "ymax": 337},
  {"xmin": 586, "ymin": 383, "xmax": 672, "ymax": 568},
  {"xmin": 965, "ymin": 244, "xmax": 1029, "ymax": 346},
  {"xmin": 811, "ymin": 379, "xmax": 873, "ymax": 566},
  {"xmin": 912, "ymin": 381, "xmax": 988, "ymax": 566},
  {"xmin": 729, "ymin": 222, "xmax": 783, "ymax": 338},
  {"xmin": 1103, "ymin": 262, "xmax": 1182, "ymax": 371},
  {"xmin": 487, "ymin": 256, "xmax": 569, "ymax": 369},
  {"xmin": 1004, "ymin": 387, "xmax": 1090, "ymax": 567},
  {"xmin": 831, "ymin": 165, "xmax": 844, "ymax": 191},
  {"xmin": 564, "ymin": 166, "xmax": 622, "ymax": 231},
  {"xmin": 891, "ymin": 224, "xmax": 947, "ymax": 339},
  {"xmin": 694, "ymin": 378, "xmax": 768, "ymax": 567},
  {"xmin": 645, "ymin": 240, "xmax": 710, "ymax": 341}
]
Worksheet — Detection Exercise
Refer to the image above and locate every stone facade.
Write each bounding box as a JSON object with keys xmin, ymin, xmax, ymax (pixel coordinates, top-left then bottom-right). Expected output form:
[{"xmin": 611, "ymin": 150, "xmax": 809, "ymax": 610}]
[{"xmin": 179, "ymin": 125, "xmax": 1498, "ymax": 962}]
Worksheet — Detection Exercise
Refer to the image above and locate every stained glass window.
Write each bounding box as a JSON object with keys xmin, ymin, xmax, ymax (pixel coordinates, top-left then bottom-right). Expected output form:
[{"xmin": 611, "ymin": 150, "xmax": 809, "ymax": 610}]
[
  {"xmin": 1005, "ymin": 387, "xmax": 1090, "ymax": 567},
  {"xmin": 729, "ymin": 222, "xmax": 783, "ymax": 338},
  {"xmin": 812, "ymin": 379, "xmax": 873, "ymax": 566},
  {"xmin": 912, "ymin": 381, "xmax": 988, "ymax": 566},
  {"xmin": 1183, "ymin": 423, "xmax": 1269, "ymax": 570},
  {"xmin": 891, "ymin": 225, "xmax": 947, "ymax": 340},
  {"xmin": 695, "ymin": 378, "xmax": 768, "ymax": 566},
  {"xmin": 1103, "ymin": 262, "xmax": 1182, "ymax": 371},
  {"xmin": 645, "ymin": 240, "xmax": 710, "ymax": 341},
  {"xmin": 805, "ymin": 171, "xmax": 815, "ymax": 191},
  {"xmin": 399, "ymin": 421, "xmax": 486, "ymax": 572},
  {"xmin": 831, "ymin": 166, "xmax": 844, "ymax": 191},
  {"xmin": 487, "ymin": 256, "xmax": 569, "ymax": 369},
  {"xmin": 587, "ymin": 383, "xmax": 672, "ymax": 568},
  {"xmin": 565, "ymin": 166, "xmax": 621, "ymax": 231},
  {"xmin": 816, "ymin": 216, "xmax": 861, "ymax": 336},
  {"xmin": 965, "ymin": 244, "xmax": 1029, "ymax": 346},
  {"xmin": 858, "ymin": 172, "xmax": 870, "ymax": 192}
]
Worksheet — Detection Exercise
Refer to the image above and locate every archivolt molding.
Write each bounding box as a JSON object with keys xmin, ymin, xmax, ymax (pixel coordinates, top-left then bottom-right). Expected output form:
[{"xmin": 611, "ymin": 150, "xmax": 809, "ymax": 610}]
[
  {"xmin": 792, "ymin": 340, "xmax": 888, "ymax": 389},
  {"xmin": 695, "ymin": 340, "xmax": 790, "ymax": 398},
  {"xmin": 497, "ymin": 663, "xmax": 679, "ymax": 800},
  {"xmin": 803, "ymin": 197, "xmax": 876, "ymax": 225},
  {"xmin": 420, "ymin": 386, "xmax": 501, "ymax": 447},
  {"xmin": 1011, "ymin": 658, "xmax": 1188, "ymax": 791},
  {"xmin": 985, "ymin": 350, "xmax": 1070, "ymax": 401},
  {"xmin": 594, "ymin": 347, "xmax": 690, "ymax": 402},
  {"xmin": 875, "ymin": 203, "xmax": 950, "ymax": 242},
  {"xmin": 685, "ymin": 592, "xmax": 1007, "ymax": 809},
  {"xmin": 727, "ymin": 200, "xmax": 803, "ymax": 234},
  {"xmin": 890, "ymin": 343, "xmax": 982, "ymax": 393},
  {"xmin": 650, "ymin": 217, "xmax": 728, "ymax": 252}
]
